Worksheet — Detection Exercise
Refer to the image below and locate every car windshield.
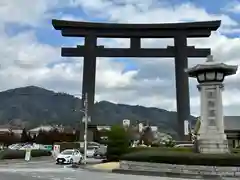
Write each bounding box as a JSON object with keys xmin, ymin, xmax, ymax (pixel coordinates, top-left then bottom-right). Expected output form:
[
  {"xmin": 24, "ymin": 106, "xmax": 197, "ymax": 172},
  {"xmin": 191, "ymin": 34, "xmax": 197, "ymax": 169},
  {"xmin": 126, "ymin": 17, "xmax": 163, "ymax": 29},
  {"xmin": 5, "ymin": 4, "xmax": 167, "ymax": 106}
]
[{"xmin": 61, "ymin": 150, "xmax": 73, "ymax": 155}]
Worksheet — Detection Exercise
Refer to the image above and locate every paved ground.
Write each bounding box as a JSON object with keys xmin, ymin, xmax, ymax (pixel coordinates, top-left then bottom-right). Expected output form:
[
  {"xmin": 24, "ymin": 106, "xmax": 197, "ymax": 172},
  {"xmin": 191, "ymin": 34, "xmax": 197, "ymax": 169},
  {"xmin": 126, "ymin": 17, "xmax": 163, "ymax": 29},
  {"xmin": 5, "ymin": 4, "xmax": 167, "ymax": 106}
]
[{"xmin": 0, "ymin": 158, "xmax": 238, "ymax": 180}]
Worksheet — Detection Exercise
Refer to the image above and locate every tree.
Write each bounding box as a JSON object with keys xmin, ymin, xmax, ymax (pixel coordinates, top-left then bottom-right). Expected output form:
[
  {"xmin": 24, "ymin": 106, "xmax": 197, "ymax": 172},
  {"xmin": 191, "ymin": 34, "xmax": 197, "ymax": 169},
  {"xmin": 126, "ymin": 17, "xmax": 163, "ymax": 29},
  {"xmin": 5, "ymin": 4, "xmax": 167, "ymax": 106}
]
[
  {"xmin": 194, "ymin": 117, "xmax": 201, "ymax": 135},
  {"xmin": 0, "ymin": 132, "xmax": 20, "ymax": 146},
  {"xmin": 106, "ymin": 125, "xmax": 130, "ymax": 161},
  {"xmin": 140, "ymin": 126, "xmax": 154, "ymax": 146},
  {"xmin": 21, "ymin": 128, "xmax": 30, "ymax": 143},
  {"xmin": 35, "ymin": 130, "xmax": 48, "ymax": 144},
  {"xmin": 74, "ymin": 129, "xmax": 80, "ymax": 141}
]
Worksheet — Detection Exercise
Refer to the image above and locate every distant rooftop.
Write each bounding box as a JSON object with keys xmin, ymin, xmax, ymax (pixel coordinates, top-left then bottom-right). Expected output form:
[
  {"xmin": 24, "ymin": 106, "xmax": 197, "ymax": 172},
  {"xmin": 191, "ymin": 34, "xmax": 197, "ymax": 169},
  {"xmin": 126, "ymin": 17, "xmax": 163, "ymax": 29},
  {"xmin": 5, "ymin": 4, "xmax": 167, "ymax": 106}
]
[{"xmin": 224, "ymin": 116, "xmax": 240, "ymax": 131}]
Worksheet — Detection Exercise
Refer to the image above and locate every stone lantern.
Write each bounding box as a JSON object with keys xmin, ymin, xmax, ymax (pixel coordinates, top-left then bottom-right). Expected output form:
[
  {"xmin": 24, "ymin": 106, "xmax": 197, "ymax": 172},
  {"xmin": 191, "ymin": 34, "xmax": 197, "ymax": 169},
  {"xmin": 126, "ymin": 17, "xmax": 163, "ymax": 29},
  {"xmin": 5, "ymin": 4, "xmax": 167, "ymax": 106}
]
[{"xmin": 186, "ymin": 55, "xmax": 238, "ymax": 154}]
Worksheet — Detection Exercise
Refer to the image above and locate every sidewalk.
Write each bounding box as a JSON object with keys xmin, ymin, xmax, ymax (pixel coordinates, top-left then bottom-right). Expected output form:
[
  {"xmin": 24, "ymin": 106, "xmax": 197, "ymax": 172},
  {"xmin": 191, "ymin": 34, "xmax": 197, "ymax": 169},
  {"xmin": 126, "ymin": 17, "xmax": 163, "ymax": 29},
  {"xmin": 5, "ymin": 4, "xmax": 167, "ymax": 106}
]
[{"xmin": 83, "ymin": 162, "xmax": 120, "ymax": 172}]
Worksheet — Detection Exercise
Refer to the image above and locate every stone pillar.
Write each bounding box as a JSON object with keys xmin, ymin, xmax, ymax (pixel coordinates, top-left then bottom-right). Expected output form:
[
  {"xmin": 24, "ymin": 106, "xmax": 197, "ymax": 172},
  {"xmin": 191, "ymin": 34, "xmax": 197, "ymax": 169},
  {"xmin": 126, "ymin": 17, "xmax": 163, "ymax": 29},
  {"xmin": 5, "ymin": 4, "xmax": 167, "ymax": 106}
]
[
  {"xmin": 81, "ymin": 35, "xmax": 97, "ymax": 142},
  {"xmin": 174, "ymin": 35, "xmax": 190, "ymax": 140},
  {"xmin": 198, "ymin": 83, "xmax": 229, "ymax": 153},
  {"xmin": 82, "ymin": 35, "xmax": 97, "ymax": 117}
]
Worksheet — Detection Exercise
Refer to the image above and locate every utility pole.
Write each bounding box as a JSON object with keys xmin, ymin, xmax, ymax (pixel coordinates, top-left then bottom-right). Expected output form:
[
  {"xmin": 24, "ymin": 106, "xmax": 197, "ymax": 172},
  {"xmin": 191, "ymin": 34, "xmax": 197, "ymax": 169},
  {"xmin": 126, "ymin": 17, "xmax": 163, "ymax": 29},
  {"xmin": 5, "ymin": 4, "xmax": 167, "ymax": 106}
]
[{"xmin": 83, "ymin": 93, "xmax": 88, "ymax": 164}]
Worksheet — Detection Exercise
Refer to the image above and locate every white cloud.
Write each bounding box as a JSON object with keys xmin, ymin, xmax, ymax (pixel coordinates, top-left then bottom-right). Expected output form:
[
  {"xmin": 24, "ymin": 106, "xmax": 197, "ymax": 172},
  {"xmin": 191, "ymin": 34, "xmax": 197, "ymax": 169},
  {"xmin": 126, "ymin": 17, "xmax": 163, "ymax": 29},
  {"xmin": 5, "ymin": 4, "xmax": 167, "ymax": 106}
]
[
  {"xmin": 224, "ymin": 0, "xmax": 240, "ymax": 13},
  {"xmin": 0, "ymin": 0, "xmax": 240, "ymax": 116},
  {"xmin": 0, "ymin": 0, "xmax": 60, "ymax": 26}
]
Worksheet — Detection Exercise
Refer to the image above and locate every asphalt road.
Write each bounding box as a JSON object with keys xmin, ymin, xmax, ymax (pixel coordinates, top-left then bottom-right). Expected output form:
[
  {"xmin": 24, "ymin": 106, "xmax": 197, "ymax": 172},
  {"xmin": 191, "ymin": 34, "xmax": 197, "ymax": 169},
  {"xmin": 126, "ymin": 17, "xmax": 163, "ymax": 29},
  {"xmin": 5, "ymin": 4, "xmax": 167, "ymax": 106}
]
[{"xmin": 0, "ymin": 158, "xmax": 238, "ymax": 180}]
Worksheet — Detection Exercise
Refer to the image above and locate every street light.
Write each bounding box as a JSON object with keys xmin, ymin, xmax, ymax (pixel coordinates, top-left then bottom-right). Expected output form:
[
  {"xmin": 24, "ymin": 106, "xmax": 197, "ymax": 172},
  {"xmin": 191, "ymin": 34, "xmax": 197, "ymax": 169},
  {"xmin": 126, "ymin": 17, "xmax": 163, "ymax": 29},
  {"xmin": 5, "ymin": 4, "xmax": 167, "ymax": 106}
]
[{"xmin": 73, "ymin": 93, "xmax": 90, "ymax": 164}]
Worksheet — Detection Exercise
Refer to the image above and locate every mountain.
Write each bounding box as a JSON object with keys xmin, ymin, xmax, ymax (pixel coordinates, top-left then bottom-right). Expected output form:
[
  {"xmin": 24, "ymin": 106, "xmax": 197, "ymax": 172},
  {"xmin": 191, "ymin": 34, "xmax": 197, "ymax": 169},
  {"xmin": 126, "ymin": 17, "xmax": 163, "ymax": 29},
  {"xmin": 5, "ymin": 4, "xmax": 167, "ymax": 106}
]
[{"xmin": 0, "ymin": 86, "xmax": 196, "ymax": 136}]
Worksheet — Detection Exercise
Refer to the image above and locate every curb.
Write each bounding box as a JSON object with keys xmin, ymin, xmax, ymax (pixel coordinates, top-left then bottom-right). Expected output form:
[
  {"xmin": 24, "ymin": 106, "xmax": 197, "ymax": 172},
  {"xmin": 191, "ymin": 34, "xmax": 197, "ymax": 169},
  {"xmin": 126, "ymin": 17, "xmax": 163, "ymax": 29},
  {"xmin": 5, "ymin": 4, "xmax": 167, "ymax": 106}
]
[
  {"xmin": 75, "ymin": 166, "xmax": 224, "ymax": 179},
  {"xmin": 113, "ymin": 169, "xmax": 223, "ymax": 179}
]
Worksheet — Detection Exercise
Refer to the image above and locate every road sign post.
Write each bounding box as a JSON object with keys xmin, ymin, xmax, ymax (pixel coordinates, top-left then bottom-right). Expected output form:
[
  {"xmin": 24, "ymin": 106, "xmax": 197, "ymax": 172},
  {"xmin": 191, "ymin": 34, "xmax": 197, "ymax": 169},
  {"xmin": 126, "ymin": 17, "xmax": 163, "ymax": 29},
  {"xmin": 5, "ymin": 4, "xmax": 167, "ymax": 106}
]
[{"xmin": 25, "ymin": 148, "xmax": 31, "ymax": 161}]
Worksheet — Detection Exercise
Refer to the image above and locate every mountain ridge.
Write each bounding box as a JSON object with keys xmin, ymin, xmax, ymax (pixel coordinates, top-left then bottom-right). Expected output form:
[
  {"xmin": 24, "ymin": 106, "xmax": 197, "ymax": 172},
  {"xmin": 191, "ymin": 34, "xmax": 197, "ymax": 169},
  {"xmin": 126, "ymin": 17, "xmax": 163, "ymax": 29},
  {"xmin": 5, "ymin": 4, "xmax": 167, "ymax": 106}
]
[{"xmin": 0, "ymin": 86, "xmax": 196, "ymax": 137}]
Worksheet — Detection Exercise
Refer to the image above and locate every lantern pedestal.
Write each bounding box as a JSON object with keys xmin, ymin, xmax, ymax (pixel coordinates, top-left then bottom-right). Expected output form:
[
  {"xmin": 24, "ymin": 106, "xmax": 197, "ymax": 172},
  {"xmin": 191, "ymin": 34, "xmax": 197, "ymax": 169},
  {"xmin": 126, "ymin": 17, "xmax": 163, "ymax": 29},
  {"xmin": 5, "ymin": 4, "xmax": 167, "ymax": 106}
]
[{"xmin": 197, "ymin": 83, "xmax": 229, "ymax": 153}]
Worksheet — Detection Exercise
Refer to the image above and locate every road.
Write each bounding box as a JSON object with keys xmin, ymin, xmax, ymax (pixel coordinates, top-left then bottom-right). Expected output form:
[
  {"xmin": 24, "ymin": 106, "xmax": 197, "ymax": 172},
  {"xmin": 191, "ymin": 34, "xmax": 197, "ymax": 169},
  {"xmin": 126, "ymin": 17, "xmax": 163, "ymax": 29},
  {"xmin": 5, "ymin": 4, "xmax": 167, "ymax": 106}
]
[{"xmin": 0, "ymin": 158, "xmax": 238, "ymax": 180}]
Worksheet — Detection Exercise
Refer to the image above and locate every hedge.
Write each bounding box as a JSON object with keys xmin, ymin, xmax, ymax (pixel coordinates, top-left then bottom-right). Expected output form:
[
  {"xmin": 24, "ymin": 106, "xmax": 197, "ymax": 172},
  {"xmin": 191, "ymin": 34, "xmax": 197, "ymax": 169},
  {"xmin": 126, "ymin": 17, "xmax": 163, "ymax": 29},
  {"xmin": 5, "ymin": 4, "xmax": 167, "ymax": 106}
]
[
  {"xmin": 127, "ymin": 147, "xmax": 193, "ymax": 153},
  {"xmin": 121, "ymin": 150, "xmax": 240, "ymax": 166},
  {"xmin": 0, "ymin": 149, "xmax": 51, "ymax": 160}
]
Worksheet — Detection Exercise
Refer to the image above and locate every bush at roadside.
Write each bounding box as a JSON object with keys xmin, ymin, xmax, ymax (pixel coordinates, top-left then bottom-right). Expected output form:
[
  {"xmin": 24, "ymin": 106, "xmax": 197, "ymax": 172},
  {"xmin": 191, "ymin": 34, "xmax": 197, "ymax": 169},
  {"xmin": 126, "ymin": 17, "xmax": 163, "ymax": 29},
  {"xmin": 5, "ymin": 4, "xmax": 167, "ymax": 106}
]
[
  {"xmin": 0, "ymin": 149, "xmax": 51, "ymax": 160},
  {"xmin": 232, "ymin": 148, "xmax": 240, "ymax": 154},
  {"xmin": 106, "ymin": 125, "xmax": 130, "ymax": 161},
  {"xmin": 121, "ymin": 150, "xmax": 240, "ymax": 166},
  {"xmin": 127, "ymin": 146, "xmax": 193, "ymax": 154}
]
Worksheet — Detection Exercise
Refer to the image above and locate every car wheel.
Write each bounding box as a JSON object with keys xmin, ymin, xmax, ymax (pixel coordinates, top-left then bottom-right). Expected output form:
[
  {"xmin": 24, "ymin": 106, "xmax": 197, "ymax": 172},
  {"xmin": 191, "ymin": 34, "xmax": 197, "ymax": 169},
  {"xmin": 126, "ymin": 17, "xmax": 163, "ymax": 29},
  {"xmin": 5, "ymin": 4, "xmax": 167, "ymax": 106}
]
[
  {"xmin": 78, "ymin": 158, "xmax": 83, "ymax": 164},
  {"xmin": 70, "ymin": 159, "xmax": 73, "ymax": 164},
  {"xmin": 56, "ymin": 162, "xmax": 59, "ymax": 165}
]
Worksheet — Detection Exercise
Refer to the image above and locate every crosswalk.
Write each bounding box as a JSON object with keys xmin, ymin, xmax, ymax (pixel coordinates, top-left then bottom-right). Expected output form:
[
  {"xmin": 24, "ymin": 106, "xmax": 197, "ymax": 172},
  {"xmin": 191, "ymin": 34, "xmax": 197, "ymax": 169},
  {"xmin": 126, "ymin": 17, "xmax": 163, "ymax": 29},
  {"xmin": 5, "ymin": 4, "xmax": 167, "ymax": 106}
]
[{"xmin": 0, "ymin": 162, "xmax": 81, "ymax": 180}]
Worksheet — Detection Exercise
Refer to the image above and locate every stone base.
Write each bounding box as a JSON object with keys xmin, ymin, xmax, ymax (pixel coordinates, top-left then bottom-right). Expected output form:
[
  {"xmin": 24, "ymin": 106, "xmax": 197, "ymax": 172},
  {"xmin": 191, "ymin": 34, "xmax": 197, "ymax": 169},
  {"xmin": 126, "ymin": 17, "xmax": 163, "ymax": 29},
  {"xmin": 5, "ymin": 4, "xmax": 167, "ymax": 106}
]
[{"xmin": 198, "ymin": 139, "xmax": 229, "ymax": 154}]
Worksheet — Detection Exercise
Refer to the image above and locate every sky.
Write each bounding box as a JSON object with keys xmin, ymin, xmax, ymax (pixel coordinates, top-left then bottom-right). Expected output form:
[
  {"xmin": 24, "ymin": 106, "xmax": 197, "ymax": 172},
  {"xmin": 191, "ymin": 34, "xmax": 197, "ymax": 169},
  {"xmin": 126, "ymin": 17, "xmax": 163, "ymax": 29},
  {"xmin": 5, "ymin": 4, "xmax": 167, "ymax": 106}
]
[{"xmin": 0, "ymin": 0, "xmax": 240, "ymax": 116}]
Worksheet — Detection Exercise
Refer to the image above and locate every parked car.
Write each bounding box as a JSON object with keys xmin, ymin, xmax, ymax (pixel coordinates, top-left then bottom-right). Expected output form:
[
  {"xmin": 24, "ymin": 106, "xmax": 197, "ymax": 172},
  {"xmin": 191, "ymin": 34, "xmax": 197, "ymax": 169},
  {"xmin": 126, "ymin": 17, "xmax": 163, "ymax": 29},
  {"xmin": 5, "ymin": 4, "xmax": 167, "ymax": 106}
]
[
  {"xmin": 94, "ymin": 145, "xmax": 107, "ymax": 158},
  {"xmin": 86, "ymin": 147, "xmax": 96, "ymax": 157},
  {"xmin": 8, "ymin": 143, "xmax": 24, "ymax": 150},
  {"xmin": 88, "ymin": 142, "xmax": 100, "ymax": 149},
  {"xmin": 56, "ymin": 149, "xmax": 83, "ymax": 164}
]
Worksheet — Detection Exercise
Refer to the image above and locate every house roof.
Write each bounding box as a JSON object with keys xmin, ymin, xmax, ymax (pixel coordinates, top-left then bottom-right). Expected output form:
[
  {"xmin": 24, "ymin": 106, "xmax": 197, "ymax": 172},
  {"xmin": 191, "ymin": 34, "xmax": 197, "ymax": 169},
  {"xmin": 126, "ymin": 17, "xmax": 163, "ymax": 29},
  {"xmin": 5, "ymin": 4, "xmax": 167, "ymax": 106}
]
[
  {"xmin": 224, "ymin": 116, "xmax": 240, "ymax": 131},
  {"xmin": 29, "ymin": 125, "xmax": 54, "ymax": 132},
  {"xmin": 0, "ymin": 125, "xmax": 22, "ymax": 130}
]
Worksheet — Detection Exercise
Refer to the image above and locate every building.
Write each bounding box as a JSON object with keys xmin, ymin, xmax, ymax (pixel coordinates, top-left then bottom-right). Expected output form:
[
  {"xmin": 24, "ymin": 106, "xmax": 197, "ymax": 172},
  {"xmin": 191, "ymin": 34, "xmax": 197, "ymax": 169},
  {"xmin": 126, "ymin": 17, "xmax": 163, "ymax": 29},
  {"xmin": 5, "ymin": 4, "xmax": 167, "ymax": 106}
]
[
  {"xmin": 0, "ymin": 125, "xmax": 23, "ymax": 136},
  {"xmin": 29, "ymin": 125, "xmax": 76, "ymax": 136},
  {"xmin": 224, "ymin": 116, "xmax": 240, "ymax": 148},
  {"xmin": 193, "ymin": 116, "xmax": 240, "ymax": 148}
]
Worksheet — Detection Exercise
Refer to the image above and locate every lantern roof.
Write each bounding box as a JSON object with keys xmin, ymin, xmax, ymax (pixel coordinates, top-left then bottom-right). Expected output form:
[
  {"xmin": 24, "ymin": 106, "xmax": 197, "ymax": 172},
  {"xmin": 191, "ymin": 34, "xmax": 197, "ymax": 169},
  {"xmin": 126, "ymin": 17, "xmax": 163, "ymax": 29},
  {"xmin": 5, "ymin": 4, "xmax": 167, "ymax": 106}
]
[{"xmin": 186, "ymin": 55, "xmax": 238, "ymax": 78}]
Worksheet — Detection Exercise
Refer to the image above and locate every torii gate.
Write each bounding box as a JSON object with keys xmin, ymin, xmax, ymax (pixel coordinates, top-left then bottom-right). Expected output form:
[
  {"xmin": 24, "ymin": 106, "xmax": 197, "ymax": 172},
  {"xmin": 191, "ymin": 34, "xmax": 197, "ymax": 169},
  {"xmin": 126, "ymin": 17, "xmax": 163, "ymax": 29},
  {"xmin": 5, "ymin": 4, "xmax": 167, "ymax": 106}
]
[{"xmin": 52, "ymin": 19, "xmax": 221, "ymax": 140}]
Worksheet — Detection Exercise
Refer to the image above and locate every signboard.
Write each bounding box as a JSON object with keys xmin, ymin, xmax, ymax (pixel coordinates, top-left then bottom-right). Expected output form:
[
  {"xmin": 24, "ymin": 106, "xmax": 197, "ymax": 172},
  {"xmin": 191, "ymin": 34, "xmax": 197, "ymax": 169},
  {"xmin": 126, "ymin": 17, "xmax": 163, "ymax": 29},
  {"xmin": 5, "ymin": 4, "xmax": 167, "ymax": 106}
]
[
  {"xmin": 44, "ymin": 145, "xmax": 53, "ymax": 151},
  {"xmin": 25, "ymin": 149, "xmax": 31, "ymax": 161},
  {"xmin": 82, "ymin": 116, "xmax": 91, "ymax": 122},
  {"xmin": 184, "ymin": 120, "xmax": 189, "ymax": 135},
  {"xmin": 123, "ymin": 119, "xmax": 130, "ymax": 127},
  {"xmin": 138, "ymin": 123, "xmax": 143, "ymax": 133},
  {"xmin": 53, "ymin": 145, "xmax": 60, "ymax": 157}
]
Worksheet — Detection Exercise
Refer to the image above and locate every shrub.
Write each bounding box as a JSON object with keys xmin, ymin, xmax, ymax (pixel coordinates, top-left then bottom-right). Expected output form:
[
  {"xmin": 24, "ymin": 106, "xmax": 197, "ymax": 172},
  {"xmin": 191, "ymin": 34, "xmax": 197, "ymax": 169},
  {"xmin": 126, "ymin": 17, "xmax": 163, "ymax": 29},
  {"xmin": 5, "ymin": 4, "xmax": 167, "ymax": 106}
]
[
  {"xmin": 0, "ymin": 149, "xmax": 51, "ymax": 160},
  {"xmin": 106, "ymin": 125, "xmax": 130, "ymax": 161},
  {"xmin": 232, "ymin": 148, "xmax": 240, "ymax": 154},
  {"xmin": 121, "ymin": 150, "xmax": 240, "ymax": 166},
  {"xmin": 127, "ymin": 146, "xmax": 193, "ymax": 153}
]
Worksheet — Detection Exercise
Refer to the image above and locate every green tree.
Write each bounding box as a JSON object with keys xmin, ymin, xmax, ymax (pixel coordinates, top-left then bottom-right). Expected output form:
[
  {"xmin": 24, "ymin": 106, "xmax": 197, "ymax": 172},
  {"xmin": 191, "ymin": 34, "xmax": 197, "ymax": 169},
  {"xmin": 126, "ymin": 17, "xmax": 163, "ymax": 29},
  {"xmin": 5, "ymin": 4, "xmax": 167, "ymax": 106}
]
[
  {"xmin": 21, "ymin": 128, "xmax": 30, "ymax": 143},
  {"xmin": 35, "ymin": 130, "xmax": 48, "ymax": 144},
  {"xmin": 140, "ymin": 126, "xmax": 154, "ymax": 146},
  {"xmin": 194, "ymin": 117, "xmax": 201, "ymax": 135},
  {"xmin": 106, "ymin": 125, "xmax": 130, "ymax": 161}
]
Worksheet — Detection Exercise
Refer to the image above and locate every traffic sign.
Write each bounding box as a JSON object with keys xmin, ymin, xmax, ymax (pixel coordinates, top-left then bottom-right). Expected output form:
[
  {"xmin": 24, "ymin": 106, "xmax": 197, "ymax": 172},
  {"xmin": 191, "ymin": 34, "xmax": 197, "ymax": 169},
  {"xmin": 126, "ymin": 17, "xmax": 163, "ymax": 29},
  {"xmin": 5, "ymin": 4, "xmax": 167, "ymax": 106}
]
[{"xmin": 82, "ymin": 116, "xmax": 91, "ymax": 122}]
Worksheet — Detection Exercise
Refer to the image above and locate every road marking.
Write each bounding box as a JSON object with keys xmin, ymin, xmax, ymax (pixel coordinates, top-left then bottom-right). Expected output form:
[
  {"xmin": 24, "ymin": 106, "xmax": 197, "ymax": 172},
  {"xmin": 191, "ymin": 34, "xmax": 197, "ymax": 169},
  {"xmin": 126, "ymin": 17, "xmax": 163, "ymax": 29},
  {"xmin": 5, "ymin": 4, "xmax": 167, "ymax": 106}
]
[{"xmin": 0, "ymin": 168, "xmax": 76, "ymax": 172}]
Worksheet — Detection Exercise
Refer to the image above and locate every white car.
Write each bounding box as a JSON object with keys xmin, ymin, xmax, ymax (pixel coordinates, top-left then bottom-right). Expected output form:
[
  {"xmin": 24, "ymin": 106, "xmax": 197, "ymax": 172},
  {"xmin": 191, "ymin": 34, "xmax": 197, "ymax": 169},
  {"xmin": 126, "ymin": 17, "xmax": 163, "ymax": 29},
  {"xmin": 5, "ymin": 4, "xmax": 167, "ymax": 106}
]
[
  {"xmin": 19, "ymin": 144, "xmax": 37, "ymax": 150},
  {"xmin": 56, "ymin": 149, "xmax": 83, "ymax": 164},
  {"xmin": 8, "ymin": 143, "xmax": 24, "ymax": 150}
]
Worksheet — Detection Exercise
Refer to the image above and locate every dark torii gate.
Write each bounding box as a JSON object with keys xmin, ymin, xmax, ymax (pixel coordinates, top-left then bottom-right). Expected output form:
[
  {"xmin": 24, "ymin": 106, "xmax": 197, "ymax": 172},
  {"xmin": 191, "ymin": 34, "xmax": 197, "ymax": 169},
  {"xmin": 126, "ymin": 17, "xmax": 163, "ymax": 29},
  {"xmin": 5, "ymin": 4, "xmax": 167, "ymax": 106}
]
[{"xmin": 52, "ymin": 19, "xmax": 221, "ymax": 140}]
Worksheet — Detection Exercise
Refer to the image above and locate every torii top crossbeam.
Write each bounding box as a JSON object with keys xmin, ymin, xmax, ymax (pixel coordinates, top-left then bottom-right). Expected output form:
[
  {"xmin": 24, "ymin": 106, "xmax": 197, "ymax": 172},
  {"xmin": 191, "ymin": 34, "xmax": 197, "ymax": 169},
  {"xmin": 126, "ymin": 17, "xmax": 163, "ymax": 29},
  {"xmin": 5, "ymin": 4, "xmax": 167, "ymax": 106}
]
[{"xmin": 52, "ymin": 19, "xmax": 221, "ymax": 38}]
